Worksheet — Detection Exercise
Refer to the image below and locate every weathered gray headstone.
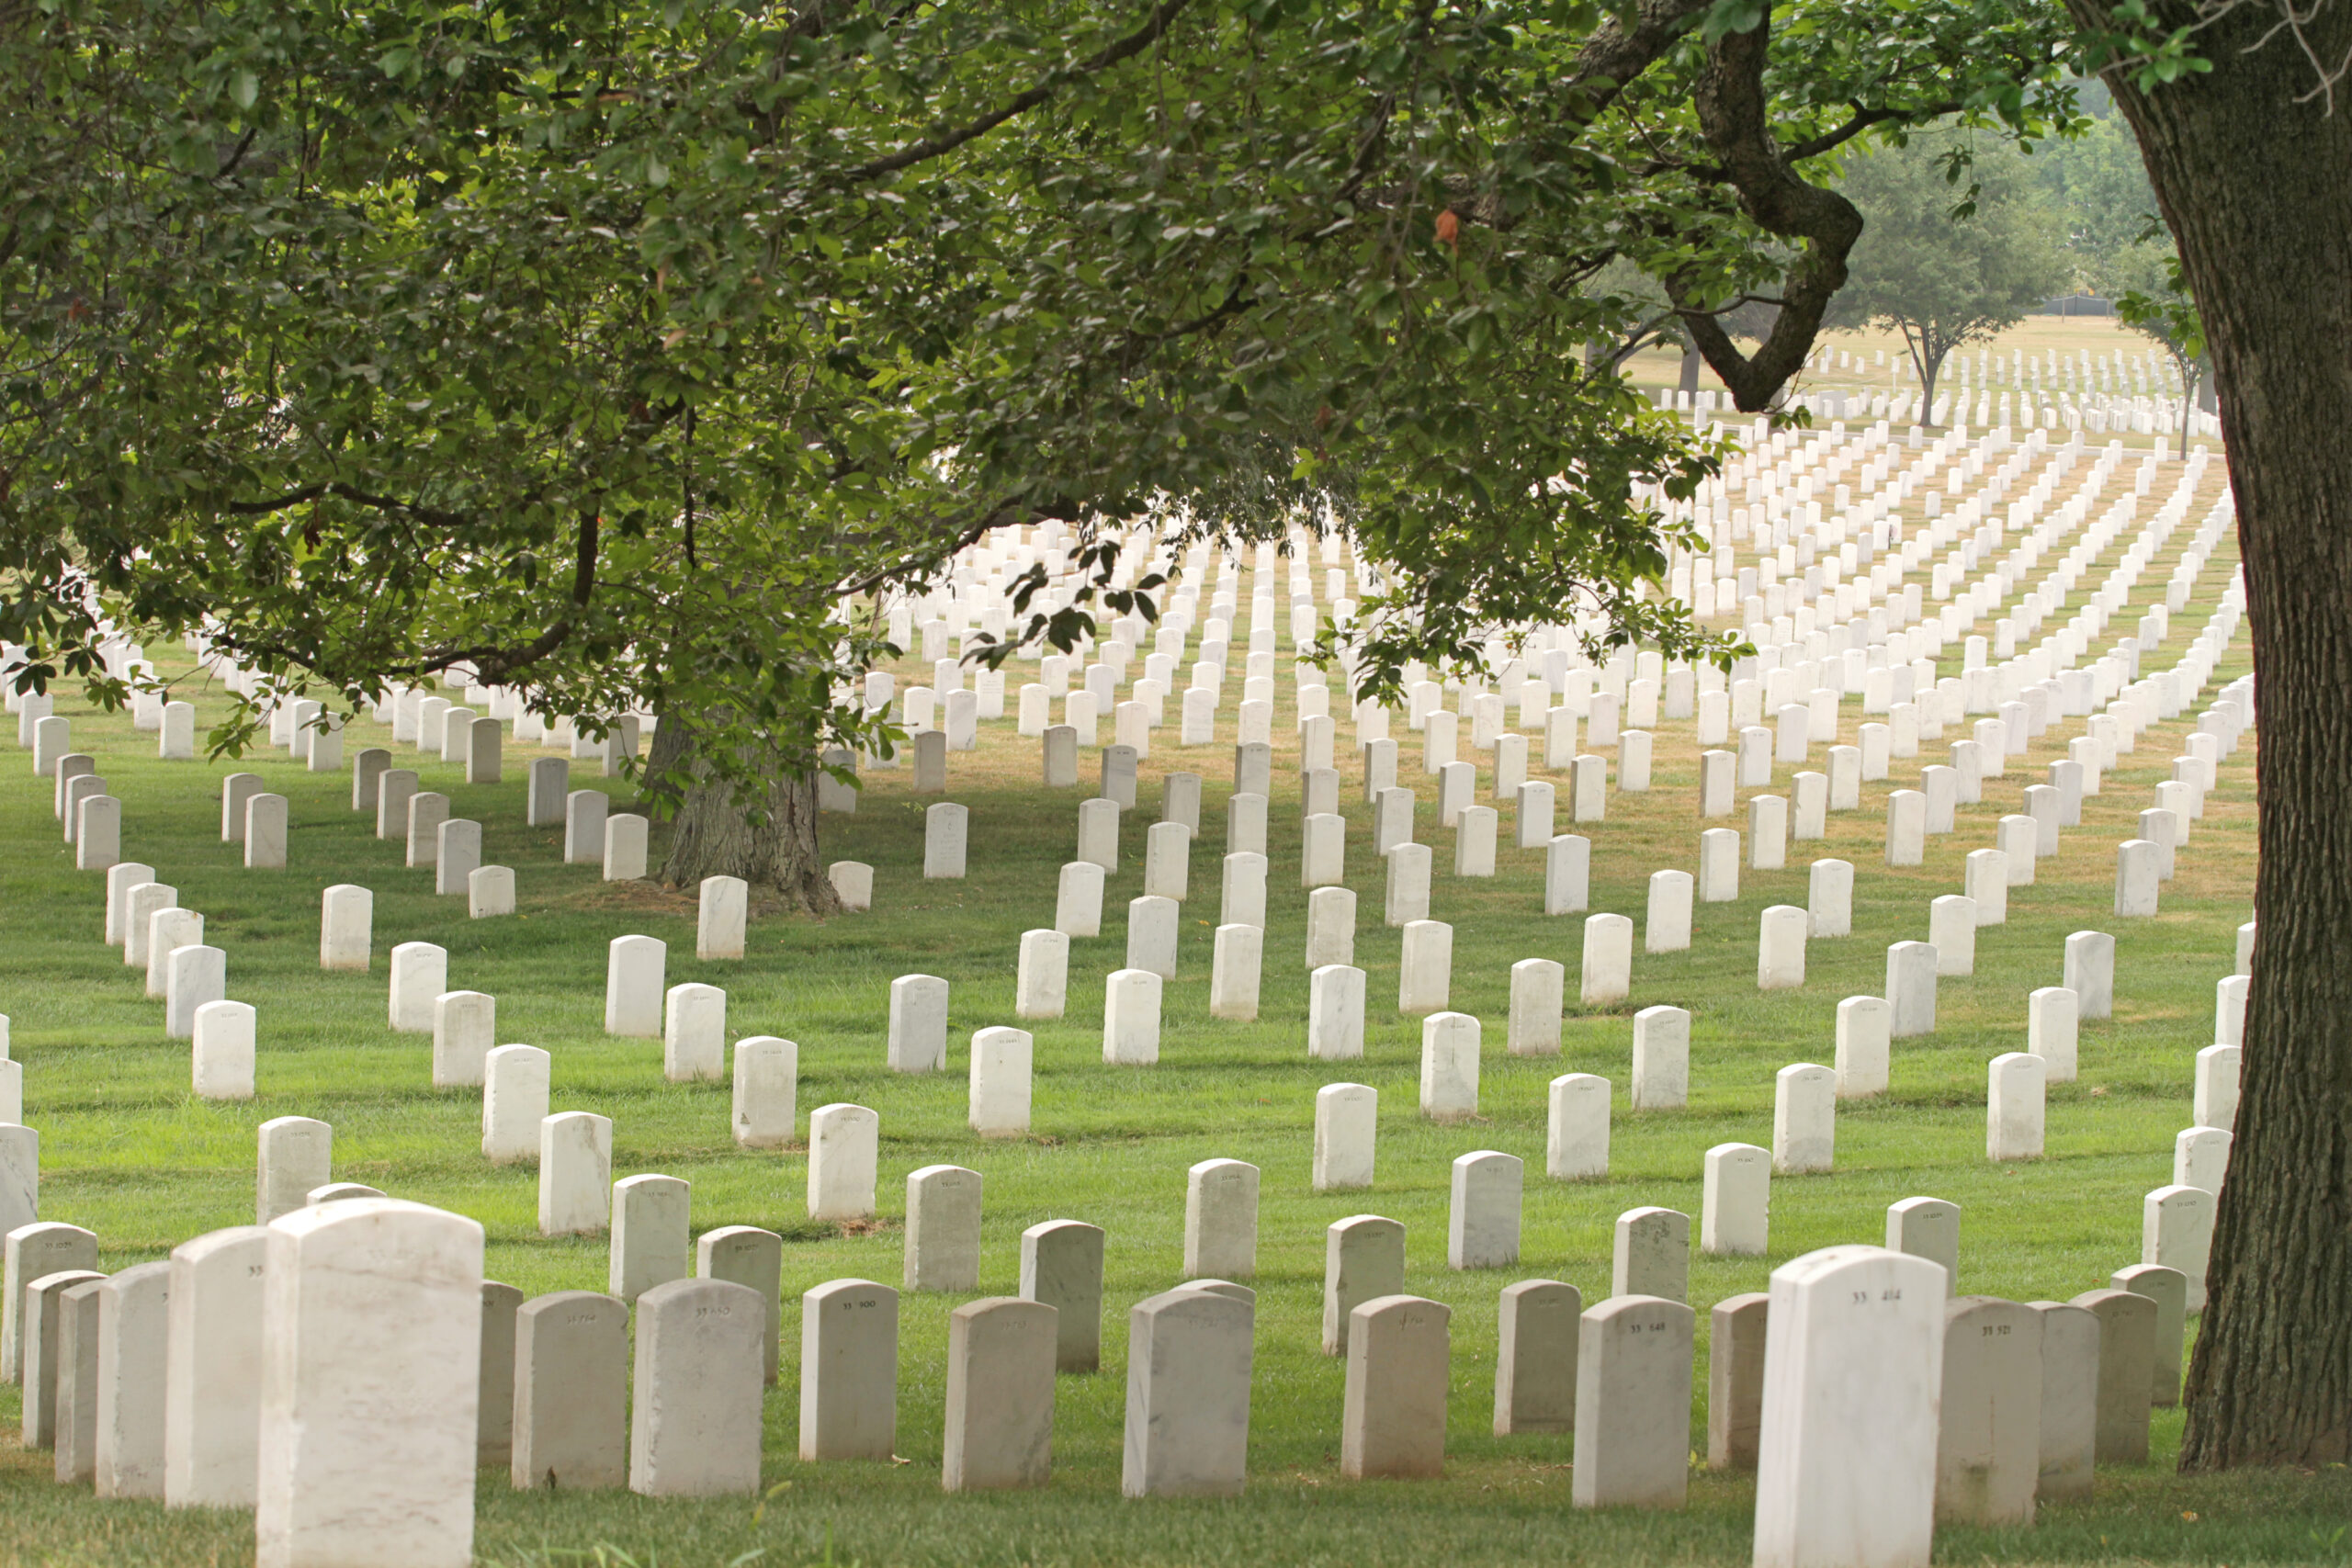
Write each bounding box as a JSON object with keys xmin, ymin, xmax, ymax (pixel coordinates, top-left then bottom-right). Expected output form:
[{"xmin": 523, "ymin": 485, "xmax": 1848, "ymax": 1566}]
[
  {"xmin": 628, "ymin": 1278, "xmax": 764, "ymax": 1497},
  {"xmin": 1707, "ymin": 1292, "xmax": 1769, "ymax": 1471},
  {"xmin": 476, "ymin": 1280, "xmax": 524, "ymax": 1469},
  {"xmin": 2069, "ymin": 1287, "xmax": 2154, "ymax": 1464},
  {"xmin": 905, "ymin": 1165, "xmax": 983, "ymax": 1292},
  {"xmin": 1611, "ymin": 1206, "xmax": 1688, "ymax": 1302},
  {"xmin": 2028, "ymin": 1299, "xmax": 2099, "ymax": 1503},
  {"xmin": 1886, "ymin": 1195, "xmax": 1961, "ymax": 1295},
  {"xmin": 1494, "ymin": 1279, "xmax": 1579, "ymax": 1436},
  {"xmin": 92, "ymin": 1260, "xmax": 171, "ymax": 1498},
  {"xmin": 1447, "ymin": 1151, "xmax": 1521, "ymax": 1269},
  {"xmin": 942, "ymin": 1297, "xmax": 1058, "ymax": 1492},
  {"xmin": 512, "ymin": 1290, "xmax": 628, "ymax": 1490},
  {"xmin": 2112, "ymin": 1262, "xmax": 2188, "ymax": 1408},
  {"xmin": 24, "ymin": 1268, "xmax": 106, "ymax": 1453},
  {"xmin": 1340, "ymin": 1294, "xmax": 1450, "ymax": 1479},
  {"xmin": 1121, "ymin": 1287, "xmax": 1252, "ymax": 1497},
  {"xmin": 609, "ymin": 1174, "xmax": 691, "ymax": 1303},
  {"xmin": 1184, "ymin": 1158, "xmax": 1259, "ymax": 1280},
  {"xmin": 165, "ymin": 1224, "xmax": 270, "ymax": 1506},
  {"xmin": 1936, "ymin": 1295, "xmax": 2042, "ymax": 1526},
  {"xmin": 1019, "ymin": 1219, "xmax": 1104, "ymax": 1373},
  {"xmin": 1572, "ymin": 1295, "xmax": 1693, "ymax": 1508},
  {"xmin": 1321, "ymin": 1215, "xmax": 1405, "ymax": 1357}
]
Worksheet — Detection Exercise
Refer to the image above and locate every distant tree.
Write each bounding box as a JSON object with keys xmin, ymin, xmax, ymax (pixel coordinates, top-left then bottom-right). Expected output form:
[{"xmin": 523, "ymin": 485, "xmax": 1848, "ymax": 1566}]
[
  {"xmin": 2027, "ymin": 107, "xmax": 2160, "ymax": 280},
  {"xmin": 2111, "ymin": 242, "xmax": 2208, "ymax": 458},
  {"xmin": 1825, "ymin": 135, "xmax": 2073, "ymax": 421}
]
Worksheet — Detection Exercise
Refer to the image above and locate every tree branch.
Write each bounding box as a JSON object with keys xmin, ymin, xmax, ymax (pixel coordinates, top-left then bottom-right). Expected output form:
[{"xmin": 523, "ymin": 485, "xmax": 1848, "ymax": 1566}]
[
  {"xmin": 221, "ymin": 480, "xmax": 471, "ymax": 531},
  {"xmin": 838, "ymin": 0, "xmax": 1196, "ymax": 183},
  {"xmin": 1669, "ymin": 4, "xmax": 1866, "ymax": 411},
  {"xmin": 571, "ymin": 508, "xmax": 600, "ymax": 605},
  {"xmin": 1781, "ymin": 103, "xmax": 1962, "ymax": 163}
]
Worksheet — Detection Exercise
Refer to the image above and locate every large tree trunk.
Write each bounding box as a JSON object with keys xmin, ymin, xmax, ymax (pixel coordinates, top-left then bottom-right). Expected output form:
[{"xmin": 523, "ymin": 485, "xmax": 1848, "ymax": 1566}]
[
  {"xmin": 2088, "ymin": 0, "xmax": 2352, "ymax": 1470},
  {"xmin": 646, "ymin": 714, "xmax": 843, "ymax": 915}
]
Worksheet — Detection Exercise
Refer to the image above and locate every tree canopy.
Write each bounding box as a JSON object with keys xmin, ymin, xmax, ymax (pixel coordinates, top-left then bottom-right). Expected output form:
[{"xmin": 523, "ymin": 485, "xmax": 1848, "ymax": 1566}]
[
  {"xmin": 2, "ymin": 0, "xmax": 2082, "ymax": 750},
  {"xmin": 1823, "ymin": 131, "xmax": 2071, "ymax": 412}
]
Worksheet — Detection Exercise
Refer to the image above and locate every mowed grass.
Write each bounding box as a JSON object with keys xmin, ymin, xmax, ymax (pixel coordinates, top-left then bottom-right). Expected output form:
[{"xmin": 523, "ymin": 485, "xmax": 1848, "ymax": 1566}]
[{"xmin": 5, "ymin": 484, "xmax": 2348, "ymax": 1565}]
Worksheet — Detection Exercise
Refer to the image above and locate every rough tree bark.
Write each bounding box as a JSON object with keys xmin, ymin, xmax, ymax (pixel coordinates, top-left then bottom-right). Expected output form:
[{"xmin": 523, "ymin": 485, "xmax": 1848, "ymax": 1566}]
[
  {"xmin": 645, "ymin": 713, "xmax": 844, "ymax": 915},
  {"xmin": 2085, "ymin": 0, "xmax": 2352, "ymax": 1469}
]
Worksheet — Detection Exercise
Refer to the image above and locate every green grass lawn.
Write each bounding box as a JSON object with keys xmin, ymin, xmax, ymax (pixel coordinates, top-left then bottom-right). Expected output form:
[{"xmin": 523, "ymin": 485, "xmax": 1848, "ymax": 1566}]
[{"xmin": 3, "ymin": 462, "xmax": 2343, "ymax": 1566}]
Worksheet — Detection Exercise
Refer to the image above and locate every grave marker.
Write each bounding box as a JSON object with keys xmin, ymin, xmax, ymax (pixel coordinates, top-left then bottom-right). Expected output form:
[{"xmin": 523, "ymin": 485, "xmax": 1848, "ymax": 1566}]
[
  {"xmin": 1121, "ymin": 1288, "xmax": 1253, "ymax": 1497},
  {"xmin": 1612, "ymin": 1206, "xmax": 1689, "ymax": 1302},
  {"xmin": 1987, "ymin": 1053, "xmax": 2045, "ymax": 1161},
  {"xmin": 476, "ymin": 1280, "xmax": 523, "ymax": 1469},
  {"xmin": 2112, "ymin": 1263, "xmax": 2188, "ymax": 1409},
  {"xmin": 605, "ymin": 934, "xmax": 666, "ymax": 1037},
  {"xmin": 1340, "ymin": 1295, "xmax": 1451, "ymax": 1479},
  {"xmin": 165, "ymin": 1225, "xmax": 269, "ymax": 1506},
  {"xmin": 1702, "ymin": 1143, "xmax": 1770, "ymax": 1256},
  {"xmin": 1321, "ymin": 1215, "xmax": 1406, "ymax": 1356},
  {"xmin": 1886, "ymin": 1196, "xmax": 1961, "ymax": 1295},
  {"xmin": 1646, "ymin": 869, "xmax": 1694, "ymax": 953},
  {"xmin": 482, "ymin": 1045, "xmax": 550, "ymax": 1164},
  {"xmin": 1707, "ymin": 1292, "xmax": 1770, "ymax": 1471},
  {"xmin": 603, "ymin": 813, "xmax": 650, "ymax": 880},
  {"xmin": 942, "ymin": 1298, "xmax": 1058, "ymax": 1492},
  {"xmin": 191, "ymin": 1006, "xmax": 256, "ymax": 1104},
  {"xmin": 1751, "ymin": 1247, "xmax": 1948, "ymax": 1568},
  {"xmin": 1572, "ymin": 1295, "xmax": 1693, "ymax": 1508},
  {"xmin": 2064, "ymin": 931, "xmax": 2115, "ymax": 1020},
  {"xmin": 512, "ymin": 1291, "xmax": 628, "ymax": 1490},
  {"xmin": 1185, "ymin": 1159, "xmax": 1260, "ymax": 1280},
  {"xmin": 887, "ymin": 975, "xmax": 949, "ymax": 1073},
  {"xmin": 905, "ymin": 1165, "xmax": 984, "ymax": 1292},
  {"xmin": 92, "ymin": 1260, "xmax": 172, "ymax": 1499},
  {"xmin": 1020, "ymin": 1220, "xmax": 1105, "ymax": 1373},
  {"xmin": 1447, "ymin": 1152, "xmax": 1521, "ymax": 1269},
  {"xmin": 2029, "ymin": 1298, "xmax": 2099, "ymax": 1502},
  {"xmin": 628, "ymin": 1278, "xmax": 764, "ymax": 1497},
  {"xmin": 1419, "ymin": 1011, "xmax": 1481, "ymax": 1120},
  {"xmin": 798, "ymin": 1279, "xmax": 899, "ymax": 1461},
  {"xmin": 1312, "ymin": 1082, "xmax": 1377, "ymax": 1191},
  {"xmin": 696, "ymin": 875, "xmax": 748, "ymax": 960},
  {"xmin": 807, "ymin": 1104, "xmax": 880, "ymax": 1222},
  {"xmin": 562, "ymin": 790, "xmax": 606, "ymax": 864},
  {"xmin": 537, "ymin": 1113, "xmax": 612, "ymax": 1236},
  {"xmin": 2142, "ymin": 1184, "xmax": 2214, "ymax": 1311},
  {"xmin": 1102, "ymin": 969, "xmax": 1161, "ymax": 1065},
  {"xmin": 389, "ymin": 941, "xmax": 447, "ymax": 1032},
  {"xmin": 1936, "ymin": 1296, "xmax": 2042, "ymax": 1526},
  {"xmin": 609, "ymin": 1174, "xmax": 691, "ymax": 1303},
  {"xmin": 432, "ymin": 991, "xmax": 496, "ymax": 1089},
  {"xmin": 2069, "ymin": 1288, "xmax": 2154, "ymax": 1464}
]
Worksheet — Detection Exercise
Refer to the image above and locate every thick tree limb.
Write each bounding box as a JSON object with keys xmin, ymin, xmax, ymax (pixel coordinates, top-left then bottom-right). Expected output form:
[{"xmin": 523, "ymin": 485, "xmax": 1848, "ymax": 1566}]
[
  {"xmin": 1562, "ymin": 0, "xmax": 1718, "ymax": 112},
  {"xmin": 1669, "ymin": 4, "xmax": 1866, "ymax": 411}
]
